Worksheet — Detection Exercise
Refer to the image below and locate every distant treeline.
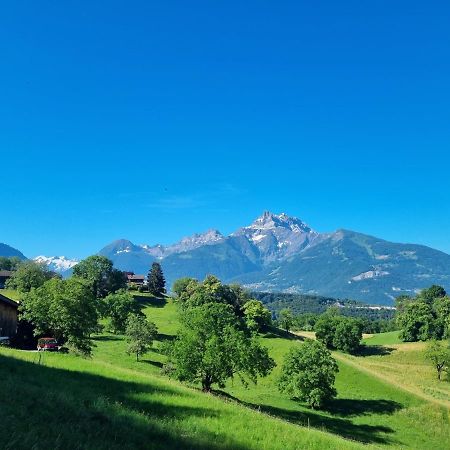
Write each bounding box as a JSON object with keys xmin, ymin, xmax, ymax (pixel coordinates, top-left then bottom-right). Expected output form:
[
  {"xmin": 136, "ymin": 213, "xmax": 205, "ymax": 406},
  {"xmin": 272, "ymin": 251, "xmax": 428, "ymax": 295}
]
[{"xmin": 252, "ymin": 291, "xmax": 396, "ymax": 322}]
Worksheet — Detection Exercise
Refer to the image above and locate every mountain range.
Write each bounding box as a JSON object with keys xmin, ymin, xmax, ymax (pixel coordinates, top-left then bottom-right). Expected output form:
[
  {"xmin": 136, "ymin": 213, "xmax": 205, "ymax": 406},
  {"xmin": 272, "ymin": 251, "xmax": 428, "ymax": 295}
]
[
  {"xmin": 97, "ymin": 212, "xmax": 450, "ymax": 305},
  {"xmin": 33, "ymin": 256, "xmax": 79, "ymax": 274},
  {"xmin": 2, "ymin": 212, "xmax": 450, "ymax": 305}
]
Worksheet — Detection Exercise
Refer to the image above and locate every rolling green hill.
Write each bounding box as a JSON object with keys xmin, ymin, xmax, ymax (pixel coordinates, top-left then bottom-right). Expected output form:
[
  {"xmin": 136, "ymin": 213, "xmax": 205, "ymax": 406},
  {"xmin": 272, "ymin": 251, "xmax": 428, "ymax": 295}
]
[{"xmin": 1, "ymin": 294, "xmax": 449, "ymax": 449}]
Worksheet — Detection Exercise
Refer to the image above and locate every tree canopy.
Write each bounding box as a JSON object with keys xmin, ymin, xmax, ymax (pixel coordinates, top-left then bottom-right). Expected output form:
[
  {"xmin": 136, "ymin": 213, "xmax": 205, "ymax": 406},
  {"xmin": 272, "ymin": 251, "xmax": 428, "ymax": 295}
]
[
  {"xmin": 103, "ymin": 289, "xmax": 141, "ymax": 334},
  {"xmin": 242, "ymin": 299, "xmax": 272, "ymax": 332},
  {"xmin": 6, "ymin": 261, "xmax": 56, "ymax": 293},
  {"xmin": 0, "ymin": 256, "xmax": 22, "ymax": 271},
  {"xmin": 425, "ymin": 340, "xmax": 450, "ymax": 381},
  {"xmin": 278, "ymin": 340, "xmax": 338, "ymax": 409},
  {"xmin": 315, "ymin": 314, "xmax": 362, "ymax": 354},
  {"xmin": 396, "ymin": 285, "xmax": 450, "ymax": 342},
  {"xmin": 20, "ymin": 277, "xmax": 99, "ymax": 355},
  {"xmin": 170, "ymin": 302, "xmax": 275, "ymax": 391},
  {"xmin": 73, "ymin": 255, "xmax": 126, "ymax": 298},
  {"xmin": 278, "ymin": 308, "xmax": 294, "ymax": 333}
]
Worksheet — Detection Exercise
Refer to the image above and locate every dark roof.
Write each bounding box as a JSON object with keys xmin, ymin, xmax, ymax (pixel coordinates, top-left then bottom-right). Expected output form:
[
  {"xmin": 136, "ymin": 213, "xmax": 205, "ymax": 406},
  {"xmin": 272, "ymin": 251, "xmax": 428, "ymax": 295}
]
[
  {"xmin": 0, "ymin": 293, "xmax": 18, "ymax": 309},
  {"xmin": 127, "ymin": 274, "xmax": 145, "ymax": 281},
  {"xmin": 0, "ymin": 270, "xmax": 14, "ymax": 277}
]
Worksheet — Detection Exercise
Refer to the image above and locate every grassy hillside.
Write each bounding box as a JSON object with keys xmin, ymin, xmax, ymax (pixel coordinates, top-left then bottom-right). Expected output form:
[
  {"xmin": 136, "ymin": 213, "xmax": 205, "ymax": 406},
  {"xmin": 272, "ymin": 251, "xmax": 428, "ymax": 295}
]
[
  {"xmin": 0, "ymin": 294, "xmax": 364, "ymax": 450},
  {"xmin": 1, "ymin": 293, "xmax": 449, "ymax": 449}
]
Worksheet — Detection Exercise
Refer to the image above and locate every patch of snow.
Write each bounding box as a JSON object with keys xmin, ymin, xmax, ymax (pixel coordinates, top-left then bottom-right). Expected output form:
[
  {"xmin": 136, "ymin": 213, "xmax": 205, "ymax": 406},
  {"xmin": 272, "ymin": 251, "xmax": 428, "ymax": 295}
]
[{"xmin": 351, "ymin": 270, "xmax": 390, "ymax": 282}]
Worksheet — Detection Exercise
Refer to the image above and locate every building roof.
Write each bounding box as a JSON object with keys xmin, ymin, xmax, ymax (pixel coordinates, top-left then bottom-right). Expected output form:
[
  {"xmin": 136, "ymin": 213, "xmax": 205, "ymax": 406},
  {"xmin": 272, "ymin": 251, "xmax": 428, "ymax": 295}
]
[
  {"xmin": 0, "ymin": 270, "xmax": 14, "ymax": 277},
  {"xmin": 127, "ymin": 274, "xmax": 145, "ymax": 281},
  {"xmin": 0, "ymin": 293, "xmax": 18, "ymax": 309}
]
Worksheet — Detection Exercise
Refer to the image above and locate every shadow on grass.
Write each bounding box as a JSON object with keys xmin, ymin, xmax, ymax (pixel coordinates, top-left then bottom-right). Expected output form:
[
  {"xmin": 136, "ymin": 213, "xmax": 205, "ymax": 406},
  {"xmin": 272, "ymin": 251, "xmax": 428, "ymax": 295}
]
[
  {"xmin": 92, "ymin": 335, "xmax": 123, "ymax": 342},
  {"xmin": 213, "ymin": 390, "xmax": 397, "ymax": 445},
  {"xmin": 263, "ymin": 326, "xmax": 304, "ymax": 341},
  {"xmin": 133, "ymin": 295, "xmax": 168, "ymax": 309},
  {"xmin": 325, "ymin": 398, "xmax": 402, "ymax": 417},
  {"xmin": 157, "ymin": 333, "xmax": 176, "ymax": 342},
  {"xmin": 0, "ymin": 354, "xmax": 248, "ymax": 450},
  {"xmin": 140, "ymin": 359, "xmax": 164, "ymax": 369},
  {"xmin": 357, "ymin": 345, "xmax": 395, "ymax": 357}
]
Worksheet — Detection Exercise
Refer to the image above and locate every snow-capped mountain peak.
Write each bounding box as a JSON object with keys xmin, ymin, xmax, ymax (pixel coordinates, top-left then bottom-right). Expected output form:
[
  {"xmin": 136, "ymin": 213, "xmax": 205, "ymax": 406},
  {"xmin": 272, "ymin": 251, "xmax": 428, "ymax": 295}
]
[
  {"xmin": 249, "ymin": 211, "xmax": 313, "ymax": 233},
  {"xmin": 233, "ymin": 211, "xmax": 318, "ymax": 262},
  {"xmin": 141, "ymin": 229, "xmax": 224, "ymax": 258},
  {"xmin": 34, "ymin": 255, "xmax": 79, "ymax": 273}
]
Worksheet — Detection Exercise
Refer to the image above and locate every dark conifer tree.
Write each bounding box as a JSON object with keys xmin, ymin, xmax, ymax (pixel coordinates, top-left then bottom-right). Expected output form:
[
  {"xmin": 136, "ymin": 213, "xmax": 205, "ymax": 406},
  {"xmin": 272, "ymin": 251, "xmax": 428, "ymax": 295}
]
[{"xmin": 147, "ymin": 262, "xmax": 166, "ymax": 296}]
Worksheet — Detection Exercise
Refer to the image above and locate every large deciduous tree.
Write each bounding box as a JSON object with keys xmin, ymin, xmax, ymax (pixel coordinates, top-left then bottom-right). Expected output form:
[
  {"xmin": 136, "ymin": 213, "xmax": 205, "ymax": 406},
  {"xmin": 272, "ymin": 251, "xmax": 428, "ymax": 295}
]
[
  {"xmin": 6, "ymin": 261, "xmax": 56, "ymax": 293},
  {"xmin": 242, "ymin": 299, "xmax": 272, "ymax": 332},
  {"xmin": 278, "ymin": 340, "xmax": 338, "ymax": 409},
  {"xmin": 20, "ymin": 278, "xmax": 98, "ymax": 354},
  {"xmin": 278, "ymin": 308, "xmax": 294, "ymax": 333},
  {"xmin": 315, "ymin": 314, "xmax": 363, "ymax": 353},
  {"xmin": 73, "ymin": 255, "xmax": 126, "ymax": 298},
  {"xmin": 103, "ymin": 289, "xmax": 140, "ymax": 334},
  {"xmin": 170, "ymin": 302, "xmax": 275, "ymax": 392}
]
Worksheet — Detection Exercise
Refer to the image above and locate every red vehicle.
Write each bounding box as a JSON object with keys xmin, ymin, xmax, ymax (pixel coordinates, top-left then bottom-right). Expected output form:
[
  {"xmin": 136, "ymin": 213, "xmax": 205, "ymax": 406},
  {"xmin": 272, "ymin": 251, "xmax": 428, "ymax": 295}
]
[{"xmin": 37, "ymin": 337, "xmax": 59, "ymax": 352}]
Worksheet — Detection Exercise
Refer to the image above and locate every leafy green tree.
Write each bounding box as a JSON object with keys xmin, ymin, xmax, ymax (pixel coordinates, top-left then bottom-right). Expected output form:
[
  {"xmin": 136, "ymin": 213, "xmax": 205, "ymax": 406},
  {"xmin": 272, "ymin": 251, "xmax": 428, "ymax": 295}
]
[
  {"xmin": 332, "ymin": 318, "xmax": 362, "ymax": 354},
  {"xmin": 278, "ymin": 340, "xmax": 338, "ymax": 409},
  {"xmin": 73, "ymin": 255, "xmax": 126, "ymax": 298},
  {"xmin": 419, "ymin": 285, "xmax": 447, "ymax": 304},
  {"xmin": 397, "ymin": 301, "xmax": 436, "ymax": 341},
  {"xmin": 314, "ymin": 315, "xmax": 338, "ymax": 348},
  {"xmin": 434, "ymin": 296, "xmax": 450, "ymax": 338},
  {"xmin": 425, "ymin": 340, "xmax": 450, "ymax": 381},
  {"xmin": 242, "ymin": 300, "xmax": 272, "ymax": 332},
  {"xmin": 278, "ymin": 308, "xmax": 294, "ymax": 333},
  {"xmin": 125, "ymin": 314, "xmax": 158, "ymax": 361},
  {"xmin": 6, "ymin": 261, "xmax": 56, "ymax": 293},
  {"xmin": 295, "ymin": 313, "xmax": 319, "ymax": 331},
  {"xmin": 20, "ymin": 278, "xmax": 98, "ymax": 355},
  {"xmin": 104, "ymin": 289, "xmax": 140, "ymax": 334},
  {"xmin": 172, "ymin": 277, "xmax": 196, "ymax": 297},
  {"xmin": 147, "ymin": 262, "xmax": 166, "ymax": 296},
  {"xmin": 170, "ymin": 302, "xmax": 275, "ymax": 392},
  {"xmin": 315, "ymin": 315, "xmax": 362, "ymax": 353},
  {"xmin": 177, "ymin": 275, "xmax": 248, "ymax": 317},
  {"xmin": 0, "ymin": 256, "xmax": 22, "ymax": 271}
]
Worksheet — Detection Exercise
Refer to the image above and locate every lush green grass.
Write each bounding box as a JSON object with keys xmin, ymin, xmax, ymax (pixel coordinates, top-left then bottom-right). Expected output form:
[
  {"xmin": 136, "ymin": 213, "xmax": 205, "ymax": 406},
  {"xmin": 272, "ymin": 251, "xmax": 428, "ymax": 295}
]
[
  {"xmin": 2, "ymin": 295, "xmax": 449, "ymax": 449},
  {"xmin": 1, "ymin": 295, "xmax": 363, "ymax": 450},
  {"xmin": 362, "ymin": 331, "xmax": 402, "ymax": 346},
  {"xmin": 0, "ymin": 347, "xmax": 361, "ymax": 450},
  {"xmin": 341, "ymin": 341, "xmax": 450, "ymax": 407},
  {"xmin": 222, "ymin": 331, "xmax": 450, "ymax": 449}
]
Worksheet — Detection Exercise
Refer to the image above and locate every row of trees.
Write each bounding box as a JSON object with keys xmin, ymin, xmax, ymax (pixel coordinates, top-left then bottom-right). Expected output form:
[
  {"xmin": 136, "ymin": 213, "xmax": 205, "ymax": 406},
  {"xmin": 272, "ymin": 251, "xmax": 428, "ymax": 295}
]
[
  {"xmin": 15, "ymin": 256, "xmax": 153, "ymax": 355},
  {"xmin": 396, "ymin": 285, "xmax": 450, "ymax": 342},
  {"xmin": 275, "ymin": 306, "xmax": 364, "ymax": 354}
]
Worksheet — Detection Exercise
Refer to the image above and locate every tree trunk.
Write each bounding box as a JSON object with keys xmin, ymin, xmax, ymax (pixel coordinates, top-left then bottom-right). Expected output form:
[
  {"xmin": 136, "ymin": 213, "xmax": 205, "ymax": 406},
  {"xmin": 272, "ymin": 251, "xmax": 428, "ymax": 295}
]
[
  {"xmin": 136, "ymin": 352, "xmax": 139, "ymax": 362},
  {"xmin": 202, "ymin": 375, "xmax": 212, "ymax": 392}
]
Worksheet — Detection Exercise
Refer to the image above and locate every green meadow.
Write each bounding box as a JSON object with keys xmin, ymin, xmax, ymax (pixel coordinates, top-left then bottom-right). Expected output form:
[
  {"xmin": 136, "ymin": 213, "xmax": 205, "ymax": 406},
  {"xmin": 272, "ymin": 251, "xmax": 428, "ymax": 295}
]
[{"xmin": 1, "ymin": 294, "xmax": 449, "ymax": 449}]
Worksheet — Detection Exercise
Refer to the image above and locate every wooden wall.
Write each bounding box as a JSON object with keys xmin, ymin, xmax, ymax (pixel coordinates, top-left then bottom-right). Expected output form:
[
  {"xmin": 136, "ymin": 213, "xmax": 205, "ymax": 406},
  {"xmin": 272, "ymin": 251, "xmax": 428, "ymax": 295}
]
[{"xmin": 0, "ymin": 302, "xmax": 18, "ymax": 337}]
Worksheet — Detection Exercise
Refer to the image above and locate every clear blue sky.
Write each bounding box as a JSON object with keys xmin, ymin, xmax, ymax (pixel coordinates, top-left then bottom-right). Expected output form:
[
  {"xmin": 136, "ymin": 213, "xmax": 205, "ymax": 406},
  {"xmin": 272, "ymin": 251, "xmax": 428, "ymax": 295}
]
[{"xmin": 1, "ymin": 1, "xmax": 449, "ymax": 258}]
